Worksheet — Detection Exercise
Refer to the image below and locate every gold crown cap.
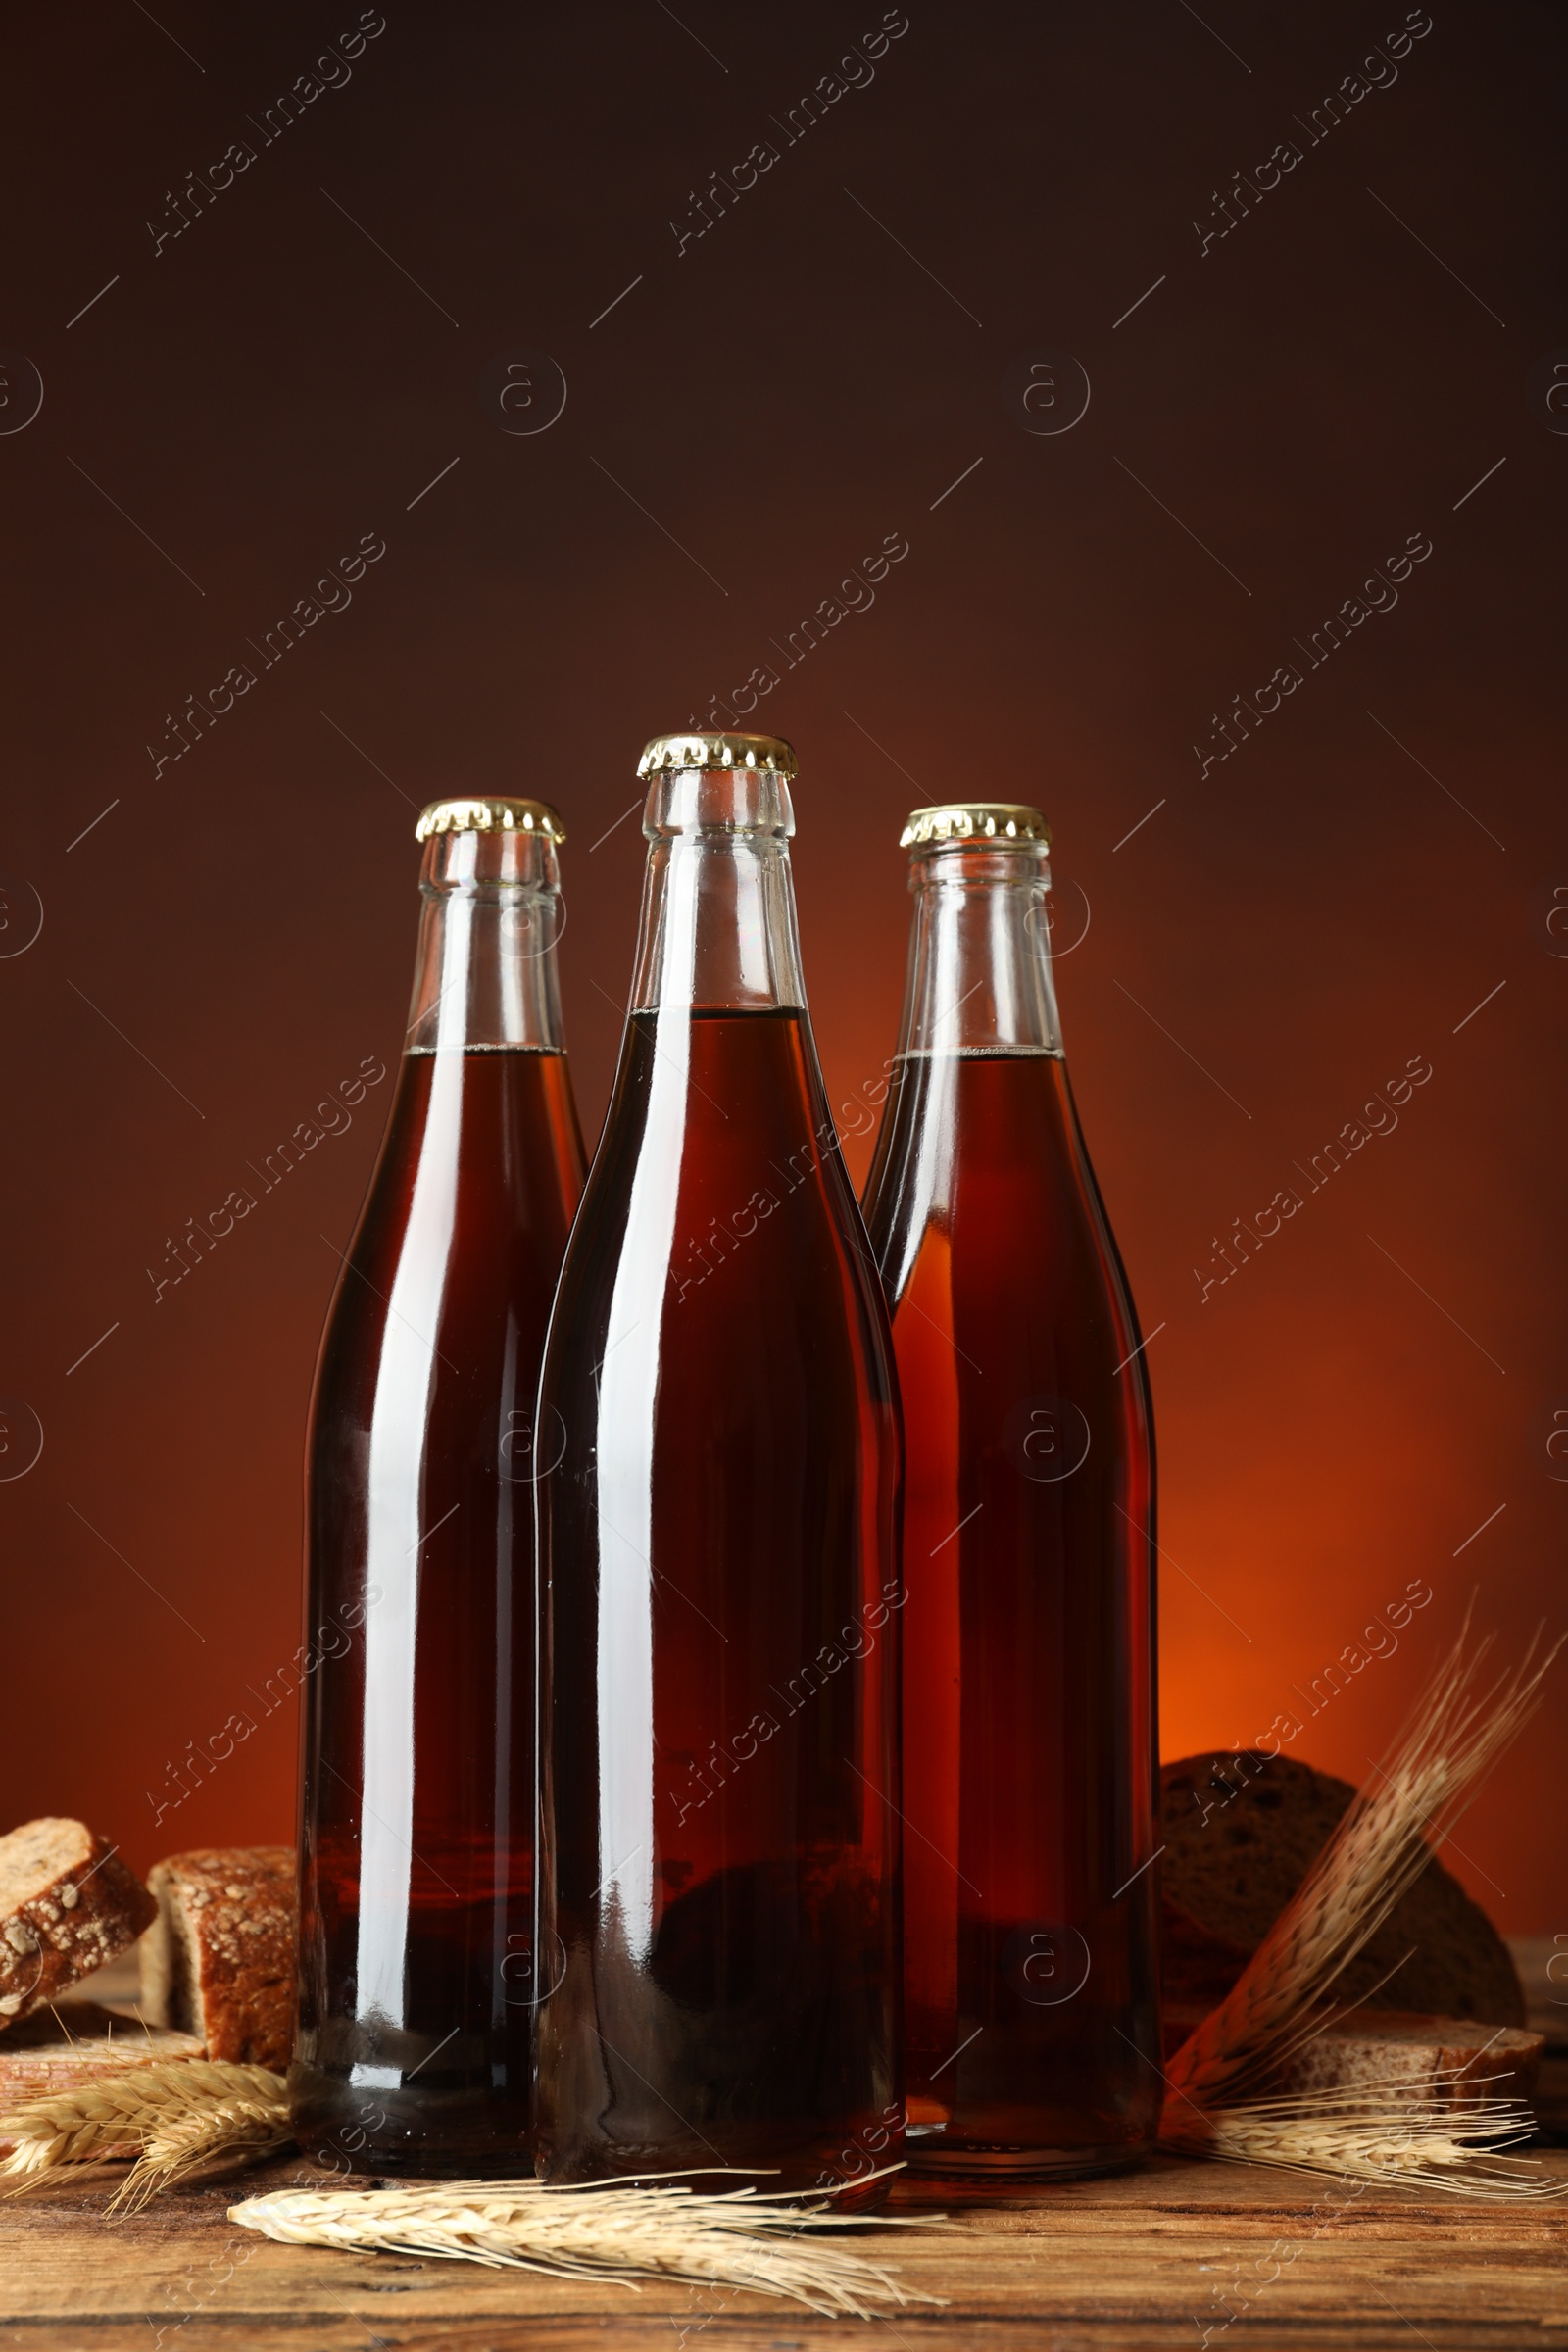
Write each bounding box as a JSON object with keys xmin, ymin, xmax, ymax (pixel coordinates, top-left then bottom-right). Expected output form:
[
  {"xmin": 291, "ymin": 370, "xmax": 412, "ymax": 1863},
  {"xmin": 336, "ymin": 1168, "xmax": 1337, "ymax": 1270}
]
[
  {"xmin": 900, "ymin": 803, "xmax": 1052, "ymax": 850},
  {"xmin": 637, "ymin": 732, "xmax": 798, "ymax": 779},
  {"xmin": 416, "ymin": 797, "xmax": 566, "ymax": 843}
]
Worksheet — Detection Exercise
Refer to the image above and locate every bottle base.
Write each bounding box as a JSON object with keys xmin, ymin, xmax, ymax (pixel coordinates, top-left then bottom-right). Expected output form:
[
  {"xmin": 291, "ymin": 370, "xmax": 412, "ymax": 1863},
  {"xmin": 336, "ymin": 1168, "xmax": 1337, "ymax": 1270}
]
[
  {"xmin": 289, "ymin": 2072, "xmax": 534, "ymax": 2180},
  {"xmin": 537, "ymin": 2133, "xmax": 896, "ymax": 2210},
  {"xmin": 906, "ymin": 2139, "xmax": 1152, "ymax": 2184},
  {"xmin": 349, "ymin": 2147, "xmax": 539, "ymax": 2180}
]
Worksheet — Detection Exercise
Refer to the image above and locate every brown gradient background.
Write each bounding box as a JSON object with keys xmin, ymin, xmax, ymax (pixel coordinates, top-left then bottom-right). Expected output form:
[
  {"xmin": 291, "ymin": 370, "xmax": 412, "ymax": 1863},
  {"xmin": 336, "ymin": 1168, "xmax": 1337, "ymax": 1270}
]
[{"xmin": 2, "ymin": 2, "xmax": 1564, "ymax": 1932}]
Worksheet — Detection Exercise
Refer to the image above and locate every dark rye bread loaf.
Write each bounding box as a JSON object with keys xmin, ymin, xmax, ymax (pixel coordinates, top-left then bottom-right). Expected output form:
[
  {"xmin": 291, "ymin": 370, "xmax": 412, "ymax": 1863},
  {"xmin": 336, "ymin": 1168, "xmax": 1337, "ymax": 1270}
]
[{"xmin": 1160, "ymin": 1752, "xmax": 1525, "ymax": 2028}]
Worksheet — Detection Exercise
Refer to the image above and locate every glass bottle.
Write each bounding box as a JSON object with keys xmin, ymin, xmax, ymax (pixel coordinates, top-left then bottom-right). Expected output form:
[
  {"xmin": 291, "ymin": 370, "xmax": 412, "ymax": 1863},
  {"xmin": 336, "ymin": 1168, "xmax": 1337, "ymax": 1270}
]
[
  {"xmin": 860, "ymin": 803, "xmax": 1160, "ymax": 2180},
  {"xmin": 293, "ymin": 796, "xmax": 586, "ymax": 2174},
  {"xmin": 534, "ymin": 732, "xmax": 903, "ymax": 2197}
]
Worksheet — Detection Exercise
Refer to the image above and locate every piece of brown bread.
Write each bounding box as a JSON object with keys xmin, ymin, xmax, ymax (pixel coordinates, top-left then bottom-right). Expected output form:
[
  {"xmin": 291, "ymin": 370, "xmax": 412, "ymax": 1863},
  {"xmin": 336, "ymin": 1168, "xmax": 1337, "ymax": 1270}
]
[
  {"xmin": 0, "ymin": 1819, "xmax": 157, "ymax": 2030},
  {"xmin": 0, "ymin": 1998, "xmax": 204, "ymax": 2154},
  {"xmin": 139, "ymin": 1848, "xmax": 296, "ymax": 2071},
  {"xmin": 1160, "ymin": 1752, "xmax": 1525, "ymax": 2027},
  {"xmin": 1271, "ymin": 2008, "xmax": 1544, "ymax": 2107}
]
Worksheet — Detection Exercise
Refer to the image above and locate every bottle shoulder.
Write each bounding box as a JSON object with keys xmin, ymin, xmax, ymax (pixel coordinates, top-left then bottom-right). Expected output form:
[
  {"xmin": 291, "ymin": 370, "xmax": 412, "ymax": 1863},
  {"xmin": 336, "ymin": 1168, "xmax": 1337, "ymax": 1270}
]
[
  {"xmin": 313, "ymin": 1049, "xmax": 584, "ymax": 1391},
  {"xmin": 541, "ymin": 1011, "xmax": 895, "ymax": 1406},
  {"xmin": 865, "ymin": 1051, "xmax": 1099, "ymax": 1231},
  {"xmin": 864, "ymin": 1051, "xmax": 1141, "ymax": 1342}
]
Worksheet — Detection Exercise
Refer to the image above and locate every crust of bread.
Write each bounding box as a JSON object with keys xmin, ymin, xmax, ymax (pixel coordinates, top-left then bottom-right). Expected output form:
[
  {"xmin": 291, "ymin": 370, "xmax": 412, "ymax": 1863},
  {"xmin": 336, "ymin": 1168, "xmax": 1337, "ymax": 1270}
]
[
  {"xmin": 1162, "ymin": 1998, "xmax": 1544, "ymax": 2109},
  {"xmin": 0, "ymin": 1997, "xmax": 204, "ymax": 2154},
  {"xmin": 0, "ymin": 1820, "xmax": 158, "ymax": 2032},
  {"xmin": 140, "ymin": 1848, "xmax": 295, "ymax": 2071},
  {"xmin": 1273, "ymin": 2007, "xmax": 1544, "ymax": 2107}
]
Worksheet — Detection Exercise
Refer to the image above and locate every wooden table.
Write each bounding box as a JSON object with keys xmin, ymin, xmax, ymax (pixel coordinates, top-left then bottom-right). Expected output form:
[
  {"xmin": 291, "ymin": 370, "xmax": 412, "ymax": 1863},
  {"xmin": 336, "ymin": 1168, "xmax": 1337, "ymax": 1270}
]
[{"xmin": 2, "ymin": 2151, "xmax": 1563, "ymax": 2349}]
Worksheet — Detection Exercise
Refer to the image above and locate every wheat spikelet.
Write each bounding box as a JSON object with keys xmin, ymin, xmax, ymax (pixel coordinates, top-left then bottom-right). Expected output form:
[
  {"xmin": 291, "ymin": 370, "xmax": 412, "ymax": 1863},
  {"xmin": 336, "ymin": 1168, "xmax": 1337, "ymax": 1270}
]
[
  {"xmin": 1163, "ymin": 2075, "xmax": 1558, "ymax": 2198},
  {"xmin": 0, "ymin": 2108, "xmax": 141, "ymax": 2178},
  {"xmin": 110, "ymin": 2083, "xmax": 293, "ymax": 2212},
  {"xmin": 230, "ymin": 2171, "xmax": 946, "ymax": 2317},
  {"xmin": 0, "ymin": 2062, "xmax": 286, "ymax": 2190},
  {"xmin": 1166, "ymin": 1626, "xmax": 1558, "ymax": 2119}
]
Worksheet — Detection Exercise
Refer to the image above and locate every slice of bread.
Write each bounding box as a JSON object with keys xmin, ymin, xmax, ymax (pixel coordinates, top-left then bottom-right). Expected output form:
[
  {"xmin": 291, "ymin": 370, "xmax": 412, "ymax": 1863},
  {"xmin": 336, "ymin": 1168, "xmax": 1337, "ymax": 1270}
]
[
  {"xmin": 1159, "ymin": 1753, "xmax": 1525, "ymax": 2027},
  {"xmin": 139, "ymin": 1848, "xmax": 295, "ymax": 2071},
  {"xmin": 1271, "ymin": 2008, "xmax": 1544, "ymax": 2107},
  {"xmin": 0, "ymin": 1819, "xmax": 157, "ymax": 2030},
  {"xmin": 0, "ymin": 1998, "xmax": 204, "ymax": 2155}
]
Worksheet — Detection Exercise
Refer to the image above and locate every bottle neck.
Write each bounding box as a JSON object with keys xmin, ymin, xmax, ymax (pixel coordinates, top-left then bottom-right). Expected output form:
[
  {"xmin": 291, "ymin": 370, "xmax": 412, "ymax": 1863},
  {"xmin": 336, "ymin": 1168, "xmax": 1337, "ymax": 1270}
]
[
  {"xmin": 894, "ymin": 843, "xmax": 1063, "ymax": 1056},
  {"xmin": 404, "ymin": 829, "xmax": 568, "ymax": 1054},
  {"xmin": 628, "ymin": 766, "xmax": 806, "ymax": 1014}
]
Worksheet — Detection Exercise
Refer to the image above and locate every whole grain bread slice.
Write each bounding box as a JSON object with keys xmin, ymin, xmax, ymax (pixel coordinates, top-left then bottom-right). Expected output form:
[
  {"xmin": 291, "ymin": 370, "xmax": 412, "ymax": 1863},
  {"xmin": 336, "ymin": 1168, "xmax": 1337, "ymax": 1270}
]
[
  {"xmin": 139, "ymin": 1848, "xmax": 295, "ymax": 2071},
  {"xmin": 1159, "ymin": 1752, "xmax": 1525, "ymax": 2026},
  {"xmin": 0, "ymin": 1820, "xmax": 157, "ymax": 2030}
]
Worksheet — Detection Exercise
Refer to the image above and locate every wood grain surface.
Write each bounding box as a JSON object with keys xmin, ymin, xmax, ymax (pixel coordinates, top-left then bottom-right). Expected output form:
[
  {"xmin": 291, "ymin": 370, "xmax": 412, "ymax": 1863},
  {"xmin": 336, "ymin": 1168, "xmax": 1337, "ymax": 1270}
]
[{"xmin": 1, "ymin": 2151, "xmax": 1563, "ymax": 2350}]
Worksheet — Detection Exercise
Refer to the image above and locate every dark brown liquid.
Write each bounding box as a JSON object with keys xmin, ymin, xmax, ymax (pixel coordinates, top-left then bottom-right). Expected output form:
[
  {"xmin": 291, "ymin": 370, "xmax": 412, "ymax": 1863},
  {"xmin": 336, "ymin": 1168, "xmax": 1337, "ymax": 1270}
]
[
  {"xmin": 535, "ymin": 1008, "xmax": 903, "ymax": 2198},
  {"xmin": 861, "ymin": 1049, "xmax": 1160, "ymax": 2178},
  {"xmin": 294, "ymin": 1045, "xmax": 585, "ymax": 2173}
]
